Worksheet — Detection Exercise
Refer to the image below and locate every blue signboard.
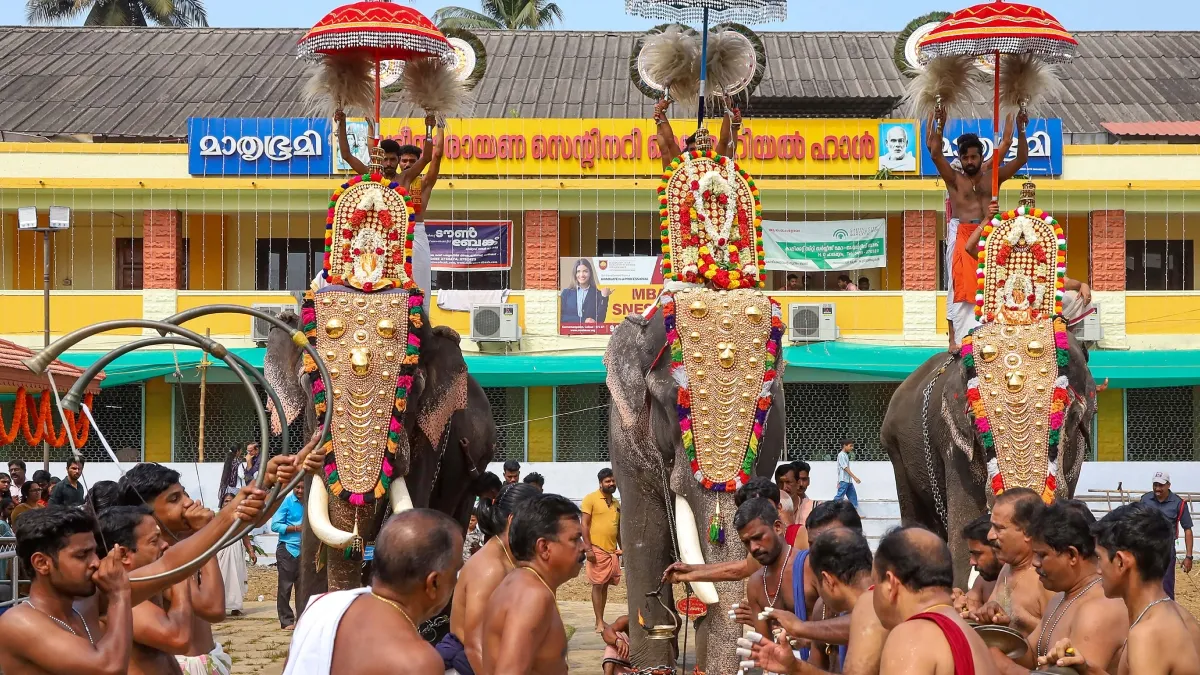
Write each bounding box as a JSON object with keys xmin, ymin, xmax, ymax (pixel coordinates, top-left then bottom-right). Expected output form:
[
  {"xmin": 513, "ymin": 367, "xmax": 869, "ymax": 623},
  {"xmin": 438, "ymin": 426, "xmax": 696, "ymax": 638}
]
[
  {"xmin": 188, "ymin": 118, "xmax": 333, "ymax": 176},
  {"xmin": 919, "ymin": 118, "xmax": 1063, "ymax": 177},
  {"xmin": 425, "ymin": 220, "xmax": 513, "ymax": 271}
]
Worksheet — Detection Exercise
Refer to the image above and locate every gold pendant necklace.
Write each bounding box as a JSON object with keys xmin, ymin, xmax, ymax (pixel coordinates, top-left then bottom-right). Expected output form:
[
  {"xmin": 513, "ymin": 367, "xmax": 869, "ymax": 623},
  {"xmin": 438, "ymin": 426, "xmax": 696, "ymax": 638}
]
[{"xmin": 371, "ymin": 591, "xmax": 417, "ymax": 633}]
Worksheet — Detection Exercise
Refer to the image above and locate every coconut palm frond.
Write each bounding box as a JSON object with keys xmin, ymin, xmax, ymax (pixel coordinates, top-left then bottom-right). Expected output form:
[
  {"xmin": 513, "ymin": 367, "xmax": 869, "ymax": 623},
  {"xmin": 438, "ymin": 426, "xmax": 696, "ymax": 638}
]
[
  {"xmin": 84, "ymin": 0, "xmax": 142, "ymax": 26},
  {"xmin": 161, "ymin": 0, "xmax": 208, "ymax": 27},
  {"xmin": 434, "ymin": 6, "xmax": 504, "ymax": 31},
  {"xmin": 25, "ymin": 0, "xmax": 92, "ymax": 25},
  {"xmin": 511, "ymin": 0, "xmax": 563, "ymax": 29}
]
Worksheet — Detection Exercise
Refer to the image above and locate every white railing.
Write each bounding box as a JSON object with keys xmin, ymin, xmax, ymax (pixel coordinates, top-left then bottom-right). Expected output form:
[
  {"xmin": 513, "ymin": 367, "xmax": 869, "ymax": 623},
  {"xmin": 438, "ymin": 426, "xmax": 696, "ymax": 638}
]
[{"xmin": 0, "ymin": 536, "xmax": 19, "ymax": 609}]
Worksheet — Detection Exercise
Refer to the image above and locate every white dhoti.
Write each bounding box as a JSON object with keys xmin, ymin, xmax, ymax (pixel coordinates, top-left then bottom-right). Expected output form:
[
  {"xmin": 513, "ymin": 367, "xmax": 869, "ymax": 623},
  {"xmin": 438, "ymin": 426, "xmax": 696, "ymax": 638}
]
[
  {"xmin": 412, "ymin": 223, "xmax": 432, "ymax": 316},
  {"xmin": 946, "ymin": 218, "xmax": 981, "ymax": 343},
  {"xmin": 1062, "ymin": 290, "xmax": 1090, "ymax": 325},
  {"xmin": 176, "ymin": 642, "xmax": 232, "ymax": 675},
  {"xmin": 216, "ymin": 541, "xmax": 248, "ymax": 613},
  {"xmin": 282, "ymin": 587, "xmax": 372, "ymax": 675}
]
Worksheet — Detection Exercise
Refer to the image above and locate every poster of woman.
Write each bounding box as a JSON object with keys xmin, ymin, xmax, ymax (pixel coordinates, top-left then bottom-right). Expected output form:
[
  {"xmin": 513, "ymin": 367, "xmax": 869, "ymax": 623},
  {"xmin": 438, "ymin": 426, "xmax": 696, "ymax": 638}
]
[{"xmin": 560, "ymin": 258, "xmax": 613, "ymax": 325}]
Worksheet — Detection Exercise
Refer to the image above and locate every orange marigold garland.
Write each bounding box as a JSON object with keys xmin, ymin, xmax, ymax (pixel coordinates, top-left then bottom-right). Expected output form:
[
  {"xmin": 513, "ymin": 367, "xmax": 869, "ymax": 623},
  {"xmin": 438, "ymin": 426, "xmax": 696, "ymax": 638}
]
[{"xmin": 0, "ymin": 387, "xmax": 93, "ymax": 448}]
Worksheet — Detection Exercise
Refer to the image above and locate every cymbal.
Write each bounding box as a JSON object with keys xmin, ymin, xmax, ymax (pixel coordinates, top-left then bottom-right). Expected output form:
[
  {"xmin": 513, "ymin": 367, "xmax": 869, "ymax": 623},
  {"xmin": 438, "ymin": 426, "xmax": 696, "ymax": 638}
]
[
  {"xmin": 1031, "ymin": 667, "xmax": 1082, "ymax": 675},
  {"xmin": 975, "ymin": 624, "xmax": 1028, "ymax": 660}
]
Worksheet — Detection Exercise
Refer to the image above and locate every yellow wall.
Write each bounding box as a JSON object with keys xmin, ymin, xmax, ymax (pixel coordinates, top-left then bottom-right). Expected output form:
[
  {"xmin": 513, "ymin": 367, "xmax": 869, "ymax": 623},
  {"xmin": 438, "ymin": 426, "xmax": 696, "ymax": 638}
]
[
  {"xmin": 1096, "ymin": 388, "xmax": 1125, "ymax": 461},
  {"xmin": 2, "ymin": 292, "xmax": 143, "ymax": 336},
  {"xmin": 1126, "ymin": 294, "xmax": 1200, "ymax": 334},
  {"xmin": 224, "ymin": 211, "xmax": 325, "ymax": 291},
  {"xmin": 175, "ymin": 292, "xmax": 300, "ymax": 335},
  {"xmin": 526, "ymin": 387, "xmax": 553, "ymax": 461},
  {"xmin": 144, "ymin": 378, "xmax": 173, "ymax": 462},
  {"xmin": 772, "ymin": 293, "xmax": 904, "ymax": 336},
  {"xmin": 427, "ymin": 293, "xmax": 527, "ymax": 336},
  {"xmin": 187, "ymin": 214, "xmax": 226, "ymax": 291}
]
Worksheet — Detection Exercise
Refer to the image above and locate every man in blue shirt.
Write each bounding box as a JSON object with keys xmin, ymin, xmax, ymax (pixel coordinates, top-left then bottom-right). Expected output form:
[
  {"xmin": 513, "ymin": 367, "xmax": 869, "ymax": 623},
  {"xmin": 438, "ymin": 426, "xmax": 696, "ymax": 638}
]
[
  {"xmin": 271, "ymin": 481, "xmax": 305, "ymax": 630},
  {"xmin": 1140, "ymin": 470, "xmax": 1194, "ymax": 599}
]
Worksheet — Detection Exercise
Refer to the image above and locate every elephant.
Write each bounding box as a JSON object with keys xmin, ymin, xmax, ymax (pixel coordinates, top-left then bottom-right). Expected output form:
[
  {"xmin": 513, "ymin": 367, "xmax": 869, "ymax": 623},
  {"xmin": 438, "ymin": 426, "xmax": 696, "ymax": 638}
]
[
  {"xmin": 264, "ymin": 306, "xmax": 497, "ymax": 610},
  {"xmin": 605, "ymin": 309, "xmax": 786, "ymax": 674},
  {"xmin": 880, "ymin": 329, "xmax": 1096, "ymax": 588}
]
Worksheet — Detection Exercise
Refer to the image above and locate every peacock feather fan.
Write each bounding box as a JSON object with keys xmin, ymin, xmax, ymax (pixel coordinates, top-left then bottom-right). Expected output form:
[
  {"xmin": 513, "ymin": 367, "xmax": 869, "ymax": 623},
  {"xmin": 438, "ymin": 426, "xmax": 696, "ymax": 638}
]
[
  {"xmin": 639, "ymin": 25, "xmax": 701, "ymax": 105},
  {"xmin": 706, "ymin": 29, "xmax": 758, "ymax": 100},
  {"xmin": 999, "ymin": 53, "xmax": 1062, "ymax": 116},
  {"xmin": 903, "ymin": 54, "xmax": 985, "ymax": 123},
  {"xmin": 400, "ymin": 56, "xmax": 470, "ymax": 122},
  {"xmin": 301, "ymin": 53, "xmax": 375, "ymax": 118}
]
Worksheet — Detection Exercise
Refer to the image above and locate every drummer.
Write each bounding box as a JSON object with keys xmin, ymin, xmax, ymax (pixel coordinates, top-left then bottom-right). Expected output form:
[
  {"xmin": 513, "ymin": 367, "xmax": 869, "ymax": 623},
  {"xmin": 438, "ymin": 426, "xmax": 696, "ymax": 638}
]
[
  {"xmin": 973, "ymin": 489, "xmax": 1054, "ymax": 646},
  {"xmin": 988, "ymin": 500, "xmax": 1128, "ymax": 674}
]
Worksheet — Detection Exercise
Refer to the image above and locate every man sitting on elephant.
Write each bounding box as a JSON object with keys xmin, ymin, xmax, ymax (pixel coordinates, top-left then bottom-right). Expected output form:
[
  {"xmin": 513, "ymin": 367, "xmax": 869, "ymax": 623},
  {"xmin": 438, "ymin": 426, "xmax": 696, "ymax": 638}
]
[
  {"xmin": 973, "ymin": 488, "xmax": 1055, "ymax": 652},
  {"xmin": 989, "ymin": 500, "xmax": 1128, "ymax": 675}
]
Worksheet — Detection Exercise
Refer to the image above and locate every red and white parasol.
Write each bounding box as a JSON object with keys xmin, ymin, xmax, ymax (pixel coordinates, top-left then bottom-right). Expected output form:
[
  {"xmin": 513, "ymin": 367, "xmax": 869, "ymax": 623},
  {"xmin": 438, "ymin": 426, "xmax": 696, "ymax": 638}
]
[
  {"xmin": 917, "ymin": 1, "xmax": 1076, "ymax": 209},
  {"xmin": 298, "ymin": 1, "xmax": 451, "ymax": 146}
]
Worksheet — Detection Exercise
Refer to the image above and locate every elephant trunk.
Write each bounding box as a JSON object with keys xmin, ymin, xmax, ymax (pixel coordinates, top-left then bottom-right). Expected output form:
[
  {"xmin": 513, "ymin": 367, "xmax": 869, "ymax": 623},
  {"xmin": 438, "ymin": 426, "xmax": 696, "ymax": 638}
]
[{"xmin": 307, "ymin": 477, "xmax": 414, "ymax": 548}]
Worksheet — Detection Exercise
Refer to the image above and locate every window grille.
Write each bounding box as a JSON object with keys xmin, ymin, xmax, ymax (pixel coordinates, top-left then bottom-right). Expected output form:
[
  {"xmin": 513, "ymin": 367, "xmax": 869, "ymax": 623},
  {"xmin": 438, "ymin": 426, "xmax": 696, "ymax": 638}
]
[
  {"xmin": 1, "ymin": 384, "xmax": 143, "ymax": 463},
  {"xmin": 555, "ymin": 384, "xmax": 611, "ymax": 462},
  {"xmin": 484, "ymin": 387, "xmax": 526, "ymax": 461},
  {"xmin": 172, "ymin": 383, "xmax": 306, "ymax": 462},
  {"xmin": 1125, "ymin": 387, "xmax": 1195, "ymax": 461},
  {"xmin": 782, "ymin": 383, "xmax": 897, "ymax": 462}
]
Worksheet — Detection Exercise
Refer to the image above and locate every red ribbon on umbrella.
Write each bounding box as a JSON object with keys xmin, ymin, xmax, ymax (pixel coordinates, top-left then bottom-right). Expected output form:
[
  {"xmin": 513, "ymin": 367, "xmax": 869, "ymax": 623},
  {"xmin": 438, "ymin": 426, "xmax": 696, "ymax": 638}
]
[
  {"xmin": 298, "ymin": 2, "xmax": 451, "ymax": 145},
  {"xmin": 917, "ymin": 1, "xmax": 1075, "ymax": 211}
]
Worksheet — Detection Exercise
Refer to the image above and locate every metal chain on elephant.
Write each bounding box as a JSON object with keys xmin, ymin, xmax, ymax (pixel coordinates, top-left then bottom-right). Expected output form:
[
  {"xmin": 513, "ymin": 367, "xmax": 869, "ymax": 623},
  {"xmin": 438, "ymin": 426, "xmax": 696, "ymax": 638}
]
[{"xmin": 922, "ymin": 357, "xmax": 955, "ymax": 531}]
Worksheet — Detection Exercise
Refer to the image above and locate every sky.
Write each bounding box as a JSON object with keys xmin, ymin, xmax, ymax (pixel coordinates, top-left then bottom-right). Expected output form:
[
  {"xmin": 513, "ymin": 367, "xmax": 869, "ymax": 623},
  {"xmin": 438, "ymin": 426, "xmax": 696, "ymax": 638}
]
[{"xmin": 0, "ymin": 0, "xmax": 1194, "ymax": 31}]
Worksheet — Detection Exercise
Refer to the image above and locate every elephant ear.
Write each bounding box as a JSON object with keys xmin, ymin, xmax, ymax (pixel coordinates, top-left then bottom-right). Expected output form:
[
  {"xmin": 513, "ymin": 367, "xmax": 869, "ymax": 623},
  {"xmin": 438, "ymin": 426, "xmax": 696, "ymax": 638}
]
[{"xmin": 265, "ymin": 310, "xmax": 308, "ymax": 435}]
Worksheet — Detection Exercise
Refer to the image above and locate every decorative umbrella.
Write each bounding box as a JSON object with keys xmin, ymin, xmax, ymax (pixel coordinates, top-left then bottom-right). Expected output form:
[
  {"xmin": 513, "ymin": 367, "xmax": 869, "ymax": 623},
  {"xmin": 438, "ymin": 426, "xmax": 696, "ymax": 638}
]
[
  {"xmin": 917, "ymin": 1, "xmax": 1076, "ymax": 209},
  {"xmin": 625, "ymin": 0, "xmax": 786, "ymax": 127},
  {"xmin": 298, "ymin": 1, "xmax": 452, "ymax": 147}
]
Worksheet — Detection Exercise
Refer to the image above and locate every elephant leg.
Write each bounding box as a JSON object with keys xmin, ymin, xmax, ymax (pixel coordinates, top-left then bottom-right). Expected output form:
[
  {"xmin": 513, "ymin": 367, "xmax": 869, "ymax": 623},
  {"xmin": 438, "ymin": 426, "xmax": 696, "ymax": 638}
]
[{"xmin": 946, "ymin": 457, "xmax": 987, "ymax": 589}]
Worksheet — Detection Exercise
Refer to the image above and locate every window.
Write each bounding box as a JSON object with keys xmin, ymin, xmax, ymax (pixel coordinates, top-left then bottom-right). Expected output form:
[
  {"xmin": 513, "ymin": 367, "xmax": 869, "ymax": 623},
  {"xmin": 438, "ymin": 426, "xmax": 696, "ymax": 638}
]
[
  {"xmin": 432, "ymin": 270, "xmax": 509, "ymax": 291},
  {"xmin": 1126, "ymin": 240, "xmax": 1194, "ymax": 291},
  {"xmin": 115, "ymin": 239, "xmax": 190, "ymax": 290},
  {"xmin": 256, "ymin": 239, "xmax": 325, "ymax": 291},
  {"xmin": 597, "ymin": 238, "xmax": 659, "ymax": 256}
]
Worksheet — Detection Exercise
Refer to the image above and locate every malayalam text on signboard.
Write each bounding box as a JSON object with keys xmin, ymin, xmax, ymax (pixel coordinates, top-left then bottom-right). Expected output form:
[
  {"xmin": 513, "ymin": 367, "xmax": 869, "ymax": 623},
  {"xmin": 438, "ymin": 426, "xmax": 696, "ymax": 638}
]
[
  {"xmin": 188, "ymin": 118, "xmax": 332, "ymax": 176},
  {"xmin": 425, "ymin": 220, "xmax": 512, "ymax": 271},
  {"xmin": 918, "ymin": 118, "xmax": 1063, "ymax": 177}
]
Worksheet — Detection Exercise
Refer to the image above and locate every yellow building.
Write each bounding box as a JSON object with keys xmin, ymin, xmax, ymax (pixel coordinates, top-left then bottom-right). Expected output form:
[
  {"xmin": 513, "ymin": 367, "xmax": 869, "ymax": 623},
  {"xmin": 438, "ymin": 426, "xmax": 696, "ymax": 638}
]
[{"xmin": 2, "ymin": 26, "xmax": 1199, "ymax": 467}]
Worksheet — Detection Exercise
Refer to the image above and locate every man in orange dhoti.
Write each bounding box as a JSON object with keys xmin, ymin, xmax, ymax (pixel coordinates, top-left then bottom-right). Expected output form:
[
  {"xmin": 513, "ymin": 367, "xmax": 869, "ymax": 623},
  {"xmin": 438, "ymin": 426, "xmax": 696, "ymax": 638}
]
[{"xmin": 582, "ymin": 468, "xmax": 622, "ymax": 633}]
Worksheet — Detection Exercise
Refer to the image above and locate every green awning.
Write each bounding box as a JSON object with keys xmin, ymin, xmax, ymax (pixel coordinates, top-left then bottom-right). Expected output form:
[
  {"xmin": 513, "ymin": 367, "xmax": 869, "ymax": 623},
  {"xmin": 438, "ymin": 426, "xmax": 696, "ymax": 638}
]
[{"xmin": 48, "ymin": 344, "xmax": 1200, "ymax": 391}]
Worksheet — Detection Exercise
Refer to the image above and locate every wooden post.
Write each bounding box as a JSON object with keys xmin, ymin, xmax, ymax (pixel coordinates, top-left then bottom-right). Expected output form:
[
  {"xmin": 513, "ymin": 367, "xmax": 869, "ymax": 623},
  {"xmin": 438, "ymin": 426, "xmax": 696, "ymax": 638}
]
[{"xmin": 196, "ymin": 329, "xmax": 210, "ymax": 462}]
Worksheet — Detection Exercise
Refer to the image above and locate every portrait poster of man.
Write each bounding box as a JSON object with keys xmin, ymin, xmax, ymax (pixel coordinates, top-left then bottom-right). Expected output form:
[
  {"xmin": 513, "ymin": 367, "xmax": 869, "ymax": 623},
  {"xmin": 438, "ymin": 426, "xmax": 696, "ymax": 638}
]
[{"xmin": 878, "ymin": 121, "xmax": 918, "ymax": 172}]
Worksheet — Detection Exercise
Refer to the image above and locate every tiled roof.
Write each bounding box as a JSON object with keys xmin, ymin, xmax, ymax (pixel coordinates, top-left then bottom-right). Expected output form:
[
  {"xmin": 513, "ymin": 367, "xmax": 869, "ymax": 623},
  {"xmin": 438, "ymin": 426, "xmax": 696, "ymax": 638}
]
[
  {"xmin": 0, "ymin": 337, "xmax": 103, "ymax": 393},
  {"xmin": 1102, "ymin": 121, "xmax": 1200, "ymax": 136},
  {"xmin": 0, "ymin": 27, "xmax": 1198, "ymax": 137}
]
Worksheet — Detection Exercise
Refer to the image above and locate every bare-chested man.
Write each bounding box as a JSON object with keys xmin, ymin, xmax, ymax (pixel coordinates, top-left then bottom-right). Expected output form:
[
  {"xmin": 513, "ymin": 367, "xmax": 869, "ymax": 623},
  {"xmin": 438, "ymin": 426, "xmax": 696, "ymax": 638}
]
[
  {"xmin": 0, "ymin": 483, "xmax": 273, "ymax": 675},
  {"xmin": 439, "ymin": 483, "xmax": 540, "ymax": 675},
  {"xmin": 96, "ymin": 505, "xmax": 193, "ymax": 675},
  {"xmin": 481, "ymin": 493, "xmax": 587, "ymax": 675},
  {"xmin": 974, "ymin": 488, "xmax": 1054, "ymax": 652},
  {"xmin": 990, "ymin": 500, "xmax": 1128, "ymax": 674},
  {"xmin": 653, "ymin": 100, "xmax": 737, "ymax": 167},
  {"xmin": 729, "ymin": 501, "xmax": 865, "ymax": 667},
  {"xmin": 955, "ymin": 514, "xmax": 1003, "ymax": 617},
  {"xmin": 1044, "ymin": 502, "xmax": 1200, "ymax": 675},
  {"xmin": 747, "ymin": 528, "xmax": 884, "ymax": 675},
  {"xmin": 283, "ymin": 509, "xmax": 462, "ymax": 675},
  {"xmin": 928, "ymin": 108, "xmax": 1028, "ymax": 352}
]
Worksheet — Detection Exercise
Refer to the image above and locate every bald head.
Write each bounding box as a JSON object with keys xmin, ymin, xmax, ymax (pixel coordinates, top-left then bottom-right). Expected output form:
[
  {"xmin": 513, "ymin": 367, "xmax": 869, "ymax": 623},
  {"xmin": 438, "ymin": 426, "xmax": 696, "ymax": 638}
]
[
  {"xmin": 874, "ymin": 526, "xmax": 953, "ymax": 592},
  {"xmin": 373, "ymin": 508, "xmax": 462, "ymax": 593}
]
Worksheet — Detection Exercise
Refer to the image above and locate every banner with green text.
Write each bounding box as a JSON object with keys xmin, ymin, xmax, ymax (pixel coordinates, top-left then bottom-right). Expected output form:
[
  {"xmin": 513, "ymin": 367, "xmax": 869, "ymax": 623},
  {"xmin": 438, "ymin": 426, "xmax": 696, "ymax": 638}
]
[{"xmin": 761, "ymin": 219, "xmax": 888, "ymax": 271}]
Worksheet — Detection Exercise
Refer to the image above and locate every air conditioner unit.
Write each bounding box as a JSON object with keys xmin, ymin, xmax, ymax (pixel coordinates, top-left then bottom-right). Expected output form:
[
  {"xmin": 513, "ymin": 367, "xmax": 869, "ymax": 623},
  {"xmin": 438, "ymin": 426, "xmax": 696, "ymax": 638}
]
[
  {"xmin": 1072, "ymin": 303, "xmax": 1103, "ymax": 342},
  {"xmin": 789, "ymin": 303, "xmax": 838, "ymax": 343},
  {"xmin": 250, "ymin": 302, "xmax": 299, "ymax": 343},
  {"xmin": 471, "ymin": 303, "xmax": 521, "ymax": 342}
]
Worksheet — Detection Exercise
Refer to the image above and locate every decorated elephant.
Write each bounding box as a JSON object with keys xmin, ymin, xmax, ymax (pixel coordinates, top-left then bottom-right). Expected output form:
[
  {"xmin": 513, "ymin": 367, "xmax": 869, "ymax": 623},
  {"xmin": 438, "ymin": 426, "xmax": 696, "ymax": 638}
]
[
  {"xmin": 263, "ymin": 172, "xmax": 496, "ymax": 604},
  {"xmin": 606, "ymin": 128, "xmax": 786, "ymax": 673},
  {"xmin": 881, "ymin": 204, "xmax": 1097, "ymax": 587}
]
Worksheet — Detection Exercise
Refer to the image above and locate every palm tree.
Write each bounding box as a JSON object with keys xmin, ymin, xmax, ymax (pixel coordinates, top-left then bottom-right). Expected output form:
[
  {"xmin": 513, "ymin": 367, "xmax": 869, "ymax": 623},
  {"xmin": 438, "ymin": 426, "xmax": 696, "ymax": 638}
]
[
  {"xmin": 26, "ymin": 0, "xmax": 208, "ymax": 27},
  {"xmin": 434, "ymin": 0, "xmax": 564, "ymax": 30}
]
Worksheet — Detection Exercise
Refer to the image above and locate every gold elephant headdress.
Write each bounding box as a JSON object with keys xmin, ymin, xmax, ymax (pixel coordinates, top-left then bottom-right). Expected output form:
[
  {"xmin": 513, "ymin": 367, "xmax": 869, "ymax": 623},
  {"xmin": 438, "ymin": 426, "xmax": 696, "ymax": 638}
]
[
  {"xmin": 301, "ymin": 173, "xmax": 424, "ymax": 507},
  {"xmin": 962, "ymin": 205, "xmax": 1069, "ymax": 504}
]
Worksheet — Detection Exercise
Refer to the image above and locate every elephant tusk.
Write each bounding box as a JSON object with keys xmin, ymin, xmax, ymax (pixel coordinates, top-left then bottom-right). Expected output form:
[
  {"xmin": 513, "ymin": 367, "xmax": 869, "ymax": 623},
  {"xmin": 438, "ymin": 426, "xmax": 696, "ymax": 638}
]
[
  {"xmin": 390, "ymin": 475, "xmax": 414, "ymax": 514},
  {"xmin": 673, "ymin": 493, "xmax": 720, "ymax": 605},
  {"xmin": 307, "ymin": 478, "xmax": 358, "ymax": 549}
]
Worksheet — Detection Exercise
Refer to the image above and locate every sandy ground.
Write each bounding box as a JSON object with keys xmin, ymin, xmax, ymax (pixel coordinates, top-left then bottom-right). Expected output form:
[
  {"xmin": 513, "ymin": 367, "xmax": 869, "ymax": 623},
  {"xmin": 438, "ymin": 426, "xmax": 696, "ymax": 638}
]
[{"xmin": 214, "ymin": 563, "xmax": 1200, "ymax": 675}]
